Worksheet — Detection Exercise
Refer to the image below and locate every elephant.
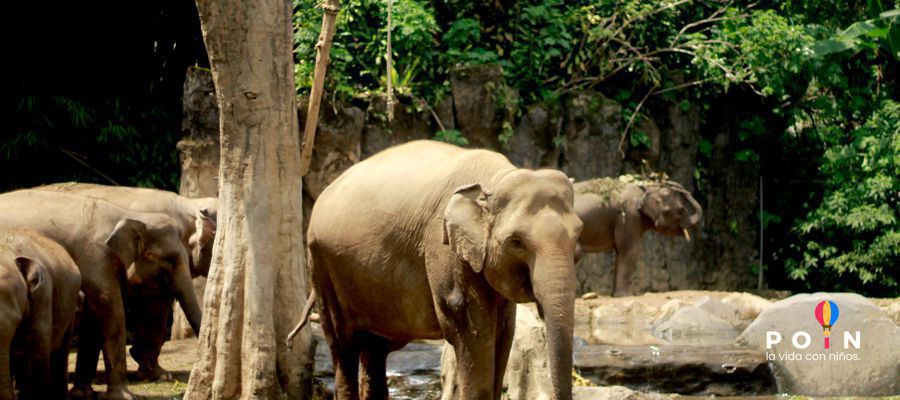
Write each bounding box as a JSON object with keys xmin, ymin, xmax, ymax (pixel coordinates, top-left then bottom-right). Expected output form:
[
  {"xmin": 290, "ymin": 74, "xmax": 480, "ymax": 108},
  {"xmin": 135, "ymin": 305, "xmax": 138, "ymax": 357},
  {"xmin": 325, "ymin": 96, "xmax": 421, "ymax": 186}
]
[
  {"xmin": 573, "ymin": 174, "xmax": 702, "ymax": 296},
  {"xmin": 0, "ymin": 227, "xmax": 81, "ymax": 400},
  {"xmin": 0, "ymin": 190, "xmax": 201, "ymax": 400},
  {"xmin": 39, "ymin": 183, "xmax": 217, "ymax": 381},
  {"xmin": 301, "ymin": 140, "xmax": 582, "ymax": 400}
]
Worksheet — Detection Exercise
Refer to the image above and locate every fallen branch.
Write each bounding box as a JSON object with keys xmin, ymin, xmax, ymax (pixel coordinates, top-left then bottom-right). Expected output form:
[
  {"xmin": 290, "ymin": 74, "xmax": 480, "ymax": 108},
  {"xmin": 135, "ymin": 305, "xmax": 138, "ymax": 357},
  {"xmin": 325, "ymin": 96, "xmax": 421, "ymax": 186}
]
[{"xmin": 300, "ymin": 0, "xmax": 341, "ymax": 177}]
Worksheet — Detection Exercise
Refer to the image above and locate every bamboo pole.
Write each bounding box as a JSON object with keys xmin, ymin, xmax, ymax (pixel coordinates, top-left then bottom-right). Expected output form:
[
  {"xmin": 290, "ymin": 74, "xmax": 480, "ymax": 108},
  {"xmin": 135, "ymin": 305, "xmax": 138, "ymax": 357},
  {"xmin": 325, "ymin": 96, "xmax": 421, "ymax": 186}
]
[{"xmin": 300, "ymin": 0, "xmax": 341, "ymax": 177}]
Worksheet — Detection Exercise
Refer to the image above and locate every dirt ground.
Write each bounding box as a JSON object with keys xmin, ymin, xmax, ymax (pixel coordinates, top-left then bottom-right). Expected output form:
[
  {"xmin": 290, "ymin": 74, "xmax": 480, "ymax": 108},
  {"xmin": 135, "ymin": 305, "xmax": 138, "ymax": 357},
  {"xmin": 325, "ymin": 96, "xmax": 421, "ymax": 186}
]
[{"xmin": 67, "ymin": 338, "xmax": 197, "ymax": 399}]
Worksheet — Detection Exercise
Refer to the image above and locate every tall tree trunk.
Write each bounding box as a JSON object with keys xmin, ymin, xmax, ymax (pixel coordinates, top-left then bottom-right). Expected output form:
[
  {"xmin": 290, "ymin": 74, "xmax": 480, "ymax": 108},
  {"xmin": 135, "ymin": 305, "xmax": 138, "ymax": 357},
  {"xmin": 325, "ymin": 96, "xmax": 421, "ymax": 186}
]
[{"xmin": 185, "ymin": 1, "xmax": 313, "ymax": 398}]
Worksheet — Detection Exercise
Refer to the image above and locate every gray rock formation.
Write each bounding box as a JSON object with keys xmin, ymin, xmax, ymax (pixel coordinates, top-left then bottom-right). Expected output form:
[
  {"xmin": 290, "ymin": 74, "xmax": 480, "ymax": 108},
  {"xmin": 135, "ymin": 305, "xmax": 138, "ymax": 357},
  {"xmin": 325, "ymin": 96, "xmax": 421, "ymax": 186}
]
[{"xmin": 738, "ymin": 292, "xmax": 900, "ymax": 396}]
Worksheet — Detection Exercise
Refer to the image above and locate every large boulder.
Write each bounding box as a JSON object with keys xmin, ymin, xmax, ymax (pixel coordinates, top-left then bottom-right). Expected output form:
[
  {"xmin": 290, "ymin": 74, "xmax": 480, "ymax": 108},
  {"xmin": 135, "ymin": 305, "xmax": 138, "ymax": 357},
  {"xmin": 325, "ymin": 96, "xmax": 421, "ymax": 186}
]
[
  {"xmin": 738, "ymin": 292, "xmax": 900, "ymax": 396},
  {"xmin": 441, "ymin": 304, "xmax": 553, "ymax": 400},
  {"xmin": 653, "ymin": 303, "xmax": 739, "ymax": 345}
]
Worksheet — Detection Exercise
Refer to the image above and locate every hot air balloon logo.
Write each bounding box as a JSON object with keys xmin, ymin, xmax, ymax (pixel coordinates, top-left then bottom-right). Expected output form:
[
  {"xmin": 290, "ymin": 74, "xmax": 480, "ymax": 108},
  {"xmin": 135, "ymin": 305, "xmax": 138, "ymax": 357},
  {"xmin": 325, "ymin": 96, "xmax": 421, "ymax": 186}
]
[{"xmin": 814, "ymin": 300, "xmax": 840, "ymax": 349}]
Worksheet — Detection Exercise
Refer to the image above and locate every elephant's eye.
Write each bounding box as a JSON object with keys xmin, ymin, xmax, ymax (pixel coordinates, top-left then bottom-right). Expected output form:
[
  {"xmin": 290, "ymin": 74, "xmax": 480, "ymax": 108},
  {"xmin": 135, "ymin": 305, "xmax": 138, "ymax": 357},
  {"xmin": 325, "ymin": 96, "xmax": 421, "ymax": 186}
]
[
  {"xmin": 508, "ymin": 238, "xmax": 525, "ymax": 249},
  {"xmin": 164, "ymin": 256, "xmax": 178, "ymax": 267}
]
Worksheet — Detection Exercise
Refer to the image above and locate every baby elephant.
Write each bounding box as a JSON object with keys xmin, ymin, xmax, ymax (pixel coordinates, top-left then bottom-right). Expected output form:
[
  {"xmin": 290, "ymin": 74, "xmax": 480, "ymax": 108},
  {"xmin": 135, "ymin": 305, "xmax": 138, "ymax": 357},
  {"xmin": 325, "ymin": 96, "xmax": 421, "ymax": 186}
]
[
  {"xmin": 574, "ymin": 174, "xmax": 702, "ymax": 296},
  {"xmin": 0, "ymin": 227, "xmax": 82, "ymax": 400}
]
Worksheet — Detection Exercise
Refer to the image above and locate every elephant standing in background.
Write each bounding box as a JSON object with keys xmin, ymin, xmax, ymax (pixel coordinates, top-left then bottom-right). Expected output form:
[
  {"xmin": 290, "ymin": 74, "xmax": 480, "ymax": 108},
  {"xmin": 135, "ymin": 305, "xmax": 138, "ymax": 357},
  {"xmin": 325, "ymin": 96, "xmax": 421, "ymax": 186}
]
[
  {"xmin": 0, "ymin": 227, "xmax": 81, "ymax": 400},
  {"xmin": 0, "ymin": 190, "xmax": 201, "ymax": 400},
  {"xmin": 39, "ymin": 183, "xmax": 217, "ymax": 381},
  {"xmin": 574, "ymin": 175, "xmax": 702, "ymax": 296},
  {"xmin": 304, "ymin": 140, "xmax": 582, "ymax": 400}
]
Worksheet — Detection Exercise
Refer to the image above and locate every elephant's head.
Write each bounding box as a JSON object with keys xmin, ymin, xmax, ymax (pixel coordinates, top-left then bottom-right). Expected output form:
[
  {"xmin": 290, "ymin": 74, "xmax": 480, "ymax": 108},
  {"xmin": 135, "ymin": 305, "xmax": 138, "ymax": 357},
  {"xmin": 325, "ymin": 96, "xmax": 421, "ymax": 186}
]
[
  {"xmin": 638, "ymin": 180, "xmax": 702, "ymax": 240},
  {"xmin": 443, "ymin": 169, "xmax": 582, "ymax": 400},
  {"xmin": 187, "ymin": 205, "xmax": 217, "ymax": 277},
  {"xmin": 105, "ymin": 215, "xmax": 202, "ymax": 334}
]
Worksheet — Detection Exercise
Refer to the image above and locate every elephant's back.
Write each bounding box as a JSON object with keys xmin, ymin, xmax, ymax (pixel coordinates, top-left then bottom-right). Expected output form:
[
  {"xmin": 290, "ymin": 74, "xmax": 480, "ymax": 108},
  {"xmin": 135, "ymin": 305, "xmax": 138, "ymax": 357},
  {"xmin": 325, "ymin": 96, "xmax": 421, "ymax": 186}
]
[
  {"xmin": 2, "ymin": 227, "xmax": 81, "ymax": 282},
  {"xmin": 310, "ymin": 140, "xmax": 512, "ymax": 244}
]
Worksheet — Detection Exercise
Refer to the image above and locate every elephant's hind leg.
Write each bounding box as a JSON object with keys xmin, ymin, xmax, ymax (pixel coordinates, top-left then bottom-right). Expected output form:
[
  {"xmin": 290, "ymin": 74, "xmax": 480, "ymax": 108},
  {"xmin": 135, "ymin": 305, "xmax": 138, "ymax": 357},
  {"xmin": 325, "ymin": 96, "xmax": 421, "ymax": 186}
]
[
  {"xmin": 358, "ymin": 335, "xmax": 388, "ymax": 400},
  {"xmin": 316, "ymin": 279, "xmax": 361, "ymax": 399},
  {"xmin": 359, "ymin": 333, "xmax": 406, "ymax": 400}
]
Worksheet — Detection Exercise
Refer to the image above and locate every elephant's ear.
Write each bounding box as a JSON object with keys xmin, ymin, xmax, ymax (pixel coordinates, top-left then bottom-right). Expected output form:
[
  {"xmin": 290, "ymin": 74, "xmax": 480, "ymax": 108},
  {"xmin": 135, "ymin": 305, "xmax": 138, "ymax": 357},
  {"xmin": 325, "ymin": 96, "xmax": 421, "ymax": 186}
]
[
  {"xmin": 195, "ymin": 209, "xmax": 217, "ymax": 245},
  {"xmin": 443, "ymin": 183, "xmax": 491, "ymax": 273},
  {"xmin": 105, "ymin": 219, "xmax": 148, "ymax": 267},
  {"xmin": 638, "ymin": 188, "xmax": 667, "ymax": 228},
  {"xmin": 15, "ymin": 256, "xmax": 45, "ymax": 295}
]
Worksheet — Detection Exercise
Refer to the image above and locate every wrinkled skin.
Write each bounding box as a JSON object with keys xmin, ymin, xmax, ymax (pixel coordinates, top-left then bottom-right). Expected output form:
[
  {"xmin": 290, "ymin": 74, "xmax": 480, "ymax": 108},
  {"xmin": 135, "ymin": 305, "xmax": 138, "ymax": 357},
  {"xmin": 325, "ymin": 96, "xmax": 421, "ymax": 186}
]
[
  {"xmin": 0, "ymin": 228, "xmax": 82, "ymax": 400},
  {"xmin": 574, "ymin": 178, "xmax": 702, "ymax": 296},
  {"xmin": 40, "ymin": 183, "xmax": 217, "ymax": 381},
  {"xmin": 307, "ymin": 141, "xmax": 582, "ymax": 400},
  {"xmin": 0, "ymin": 190, "xmax": 200, "ymax": 400}
]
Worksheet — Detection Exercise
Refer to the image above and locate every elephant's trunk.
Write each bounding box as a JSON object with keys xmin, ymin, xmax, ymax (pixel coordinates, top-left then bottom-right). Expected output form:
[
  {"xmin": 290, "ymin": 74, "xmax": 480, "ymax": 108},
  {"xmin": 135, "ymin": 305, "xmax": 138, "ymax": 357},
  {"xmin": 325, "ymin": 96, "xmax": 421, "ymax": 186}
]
[
  {"xmin": 668, "ymin": 182, "xmax": 702, "ymax": 228},
  {"xmin": 532, "ymin": 254, "xmax": 576, "ymax": 400},
  {"xmin": 172, "ymin": 259, "xmax": 203, "ymax": 335}
]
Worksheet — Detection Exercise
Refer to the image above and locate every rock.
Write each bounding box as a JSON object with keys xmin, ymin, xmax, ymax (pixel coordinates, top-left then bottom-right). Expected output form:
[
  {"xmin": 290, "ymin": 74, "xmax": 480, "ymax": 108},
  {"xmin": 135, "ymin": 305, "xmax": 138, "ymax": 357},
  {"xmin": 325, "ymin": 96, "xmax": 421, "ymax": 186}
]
[
  {"xmin": 441, "ymin": 304, "xmax": 553, "ymax": 400},
  {"xmin": 450, "ymin": 64, "xmax": 511, "ymax": 149},
  {"xmin": 694, "ymin": 296, "xmax": 743, "ymax": 328},
  {"xmin": 652, "ymin": 299, "xmax": 691, "ymax": 326},
  {"xmin": 654, "ymin": 305, "xmax": 739, "ymax": 345},
  {"xmin": 581, "ymin": 292, "xmax": 599, "ymax": 300},
  {"xmin": 299, "ymin": 102, "xmax": 365, "ymax": 201},
  {"xmin": 721, "ymin": 292, "xmax": 771, "ymax": 328},
  {"xmin": 361, "ymin": 93, "xmax": 433, "ymax": 158},
  {"xmin": 560, "ymin": 91, "xmax": 624, "ymax": 181},
  {"xmin": 737, "ymin": 292, "xmax": 900, "ymax": 396},
  {"xmin": 504, "ymin": 103, "xmax": 558, "ymax": 168},
  {"xmin": 576, "ymin": 252, "xmax": 615, "ymax": 296},
  {"xmin": 574, "ymin": 385, "xmax": 669, "ymax": 400},
  {"xmin": 592, "ymin": 300, "xmax": 660, "ymax": 345},
  {"xmin": 575, "ymin": 343, "xmax": 772, "ymax": 396}
]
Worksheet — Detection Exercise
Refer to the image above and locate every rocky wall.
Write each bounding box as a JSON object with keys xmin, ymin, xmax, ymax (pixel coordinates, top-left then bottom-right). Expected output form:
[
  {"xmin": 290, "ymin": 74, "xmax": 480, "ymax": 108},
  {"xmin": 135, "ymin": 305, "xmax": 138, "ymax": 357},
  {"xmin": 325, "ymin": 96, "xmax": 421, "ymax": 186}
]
[{"xmin": 195, "ymin": 63, "xmax": 761, "ymax": 295}]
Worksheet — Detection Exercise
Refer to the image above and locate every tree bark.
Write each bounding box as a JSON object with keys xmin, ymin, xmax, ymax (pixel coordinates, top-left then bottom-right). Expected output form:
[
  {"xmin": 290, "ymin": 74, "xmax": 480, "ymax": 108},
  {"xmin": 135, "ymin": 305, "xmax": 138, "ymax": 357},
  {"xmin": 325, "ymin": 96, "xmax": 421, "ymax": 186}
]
[{"xmin": 185, "ymin": 1, "xmax": 313, "ymax": 398}]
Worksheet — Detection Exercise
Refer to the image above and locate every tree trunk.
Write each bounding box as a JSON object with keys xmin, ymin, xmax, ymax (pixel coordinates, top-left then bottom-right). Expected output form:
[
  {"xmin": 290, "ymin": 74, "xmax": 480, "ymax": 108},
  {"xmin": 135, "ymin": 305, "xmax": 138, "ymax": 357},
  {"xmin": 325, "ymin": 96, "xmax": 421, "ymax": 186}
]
[
  {"xmin": 172, "ymin": 67, "xmax": 219, "ymax": 340},
  {"xmin": 184, "ymin": 0, "xmax": 314, "ymax": 398}
]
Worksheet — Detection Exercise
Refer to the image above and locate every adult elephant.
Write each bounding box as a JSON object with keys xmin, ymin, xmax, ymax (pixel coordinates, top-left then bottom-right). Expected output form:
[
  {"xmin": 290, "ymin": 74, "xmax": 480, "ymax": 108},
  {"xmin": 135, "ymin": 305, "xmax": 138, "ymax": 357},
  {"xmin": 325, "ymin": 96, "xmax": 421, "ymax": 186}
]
[
  {"xmin": 39, "ymin": 183, "xmax": 217, "ymax": 381},
  {"xmin": 574, "ymin": 175, "xmax": 702, "ymax": 296},
  {"xmin": 42, "ymin": 183, "xmax": 217, "ymax": 277},
  {"xmin": 305, "ymin": 140, "xmax": 582, "ymax": 400},
  {"xmin": 0, "ymin": 190, "xmax": 201, "ymax": 400},
  {"xmin": 0, "ymin": 228, "xmax": 81, "ymax": 400}
]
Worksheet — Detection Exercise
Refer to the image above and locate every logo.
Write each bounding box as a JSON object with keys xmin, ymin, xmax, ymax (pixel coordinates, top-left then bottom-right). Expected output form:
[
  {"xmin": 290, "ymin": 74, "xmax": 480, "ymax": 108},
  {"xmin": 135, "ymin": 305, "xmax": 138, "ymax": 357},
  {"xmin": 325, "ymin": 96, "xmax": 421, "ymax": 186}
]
[
  {"xmin": 814, "ymin": 300, "xmax": 839, "ymax": 349},
  {"xmin": 764, "ymin": 299, "xmax": 861, "ymax": 362}
]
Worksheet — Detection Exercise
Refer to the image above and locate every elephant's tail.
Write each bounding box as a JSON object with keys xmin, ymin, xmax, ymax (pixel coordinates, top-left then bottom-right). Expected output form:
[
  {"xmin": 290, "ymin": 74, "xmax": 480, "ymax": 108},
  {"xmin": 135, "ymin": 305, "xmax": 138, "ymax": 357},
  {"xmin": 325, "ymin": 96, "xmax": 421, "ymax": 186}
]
[{"xmin": 286, "ymin": 288, "xmax": 317, "ymax": 349}]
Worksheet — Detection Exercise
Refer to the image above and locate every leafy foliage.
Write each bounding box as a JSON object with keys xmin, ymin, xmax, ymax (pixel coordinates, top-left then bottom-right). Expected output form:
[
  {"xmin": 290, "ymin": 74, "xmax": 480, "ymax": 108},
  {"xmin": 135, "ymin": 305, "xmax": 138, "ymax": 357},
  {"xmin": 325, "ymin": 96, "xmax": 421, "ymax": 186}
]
[{"xmin": 786, "ymin": 101, "xmax": 899, "ymax": 295}]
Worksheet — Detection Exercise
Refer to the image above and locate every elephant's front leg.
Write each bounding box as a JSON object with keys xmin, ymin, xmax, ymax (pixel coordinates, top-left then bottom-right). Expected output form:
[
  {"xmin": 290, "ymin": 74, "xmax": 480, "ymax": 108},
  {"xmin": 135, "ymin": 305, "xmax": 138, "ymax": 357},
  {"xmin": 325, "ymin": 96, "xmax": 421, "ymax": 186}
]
[
  {"xmin": 434, "ymin": 278, "xmax": 501, "ymax": 399},
  {"xmin": 492, "ymin": 301, "xmax": 516, "ymax": 399},
  {"xmin": 71, "ymin": 306, "xmax": 101, "ymax": 399},
  {"xmin": 80, "ymin": 276, "xmax": 133, "ymax": 400},
  {"xmin": 612, "ymin": 233, "xmax": 640, "ymax": 297},
  {"xmin": 128, "ymin": 292, "xmax": 174, "ymax": 381}
]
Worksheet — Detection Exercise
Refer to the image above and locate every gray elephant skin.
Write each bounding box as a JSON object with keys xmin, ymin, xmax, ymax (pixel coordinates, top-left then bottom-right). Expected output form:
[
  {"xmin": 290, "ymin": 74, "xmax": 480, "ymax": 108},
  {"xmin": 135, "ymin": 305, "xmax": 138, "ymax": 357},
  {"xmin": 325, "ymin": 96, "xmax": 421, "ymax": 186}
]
[
  {"xmin": 39, "ymin": 183, "xmax": 216, "ymax": 381},
  {"xmin": 307, "ymin": 140, "xmax": 582, "ymax": 400},
  {"xmin": 0, "ymin": 227, "xmax": 81, "ymax": 400},
  {"xmin": 0, "ymin": 190, "xmax": 201, "ymax": 400},
  {"xmin": 574, "ymin": 176, "xmax": 702, "ymax": 296}
]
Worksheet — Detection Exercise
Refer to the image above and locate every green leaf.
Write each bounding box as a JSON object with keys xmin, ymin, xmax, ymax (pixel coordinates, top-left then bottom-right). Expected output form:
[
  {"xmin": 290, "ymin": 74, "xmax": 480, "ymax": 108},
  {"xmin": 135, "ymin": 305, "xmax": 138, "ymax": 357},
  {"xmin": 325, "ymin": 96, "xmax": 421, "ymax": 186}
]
[{"xmin": 812, "ymin": 38, "xmax": 856, "ymax": 57}]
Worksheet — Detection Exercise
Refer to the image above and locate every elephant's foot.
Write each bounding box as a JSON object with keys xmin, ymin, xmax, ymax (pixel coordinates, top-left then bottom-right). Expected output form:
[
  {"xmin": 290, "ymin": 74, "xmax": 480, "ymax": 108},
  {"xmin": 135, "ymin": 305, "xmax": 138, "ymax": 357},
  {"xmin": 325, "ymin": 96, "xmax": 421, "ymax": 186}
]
[
  {"xmin": 101, "ymin": 385, "xmax": 135, "ymax": 400},
  {"xmin": 137, "ymin": 363, "xmax": 174, "ymax": 382},
  {"xmin": 69, "ymin": 384, "xmax": 96, "ymax": 400}
]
